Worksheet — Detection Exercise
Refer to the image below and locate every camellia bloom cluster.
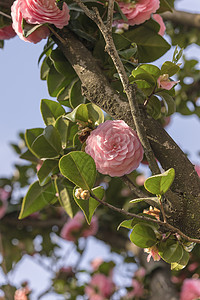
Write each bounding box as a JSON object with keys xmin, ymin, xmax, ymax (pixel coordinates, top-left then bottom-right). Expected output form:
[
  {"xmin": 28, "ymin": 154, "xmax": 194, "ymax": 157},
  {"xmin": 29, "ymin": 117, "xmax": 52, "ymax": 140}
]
[
  {"xmin": 85, "ymin": 120, "xmax": 144, "ymax": 177},
  {"xmin": 118, "ymin": 0, "xmax": 160, "ymax": 26},
  {"xmin": 180, "ymin": 278, "xmax": 200, "ymax": 300},
  {"xmin": 0, "ymin": 25, "xmax": 16, "ymax": 40},
  {"xmin": 11, "ymin": 0, "xmax": 70, "ymax": 43},
  {"xmin": 85, "ymin": 273, "xmax": 115, "ymax": 300},
  {"xmin": 60, "ymin": 212, "xmax": 98, "ymax": 242}
]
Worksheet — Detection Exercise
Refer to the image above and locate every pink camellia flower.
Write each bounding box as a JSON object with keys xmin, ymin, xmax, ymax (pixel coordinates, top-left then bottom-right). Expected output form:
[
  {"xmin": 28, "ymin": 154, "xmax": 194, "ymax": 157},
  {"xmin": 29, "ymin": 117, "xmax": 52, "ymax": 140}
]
[
  {"xmin": 85, "ymin": 120, "xmax": 144, "ymax": 177},
  {"xmin": 11, "ymin": 0, "xmax": 70, "ymax": 43},
  {"xmin": 0, "ymin": 188, "xmax": 10, "ymax": 219},
  {"xmin": 0, "ymin": 25, "xmax": 16, "ymax": 40},
  {"xmin": 60, "ymin": 212, "xmax": 98, "ymax": 242},
  {"xmin": 144, "ymin": 246, "xmax": 161, "ymax": 262},
  {"xmin": 152, "ymin": 14, "xmax": 166, "ymax": 36},
  {"xmin": 157, "ymin": 74, "xmax": 179, "ymax": 90},
  {"xmin": 125, "ymin": 279, "xmax": 144, "ymax": 299},
  {"xmin": 85, "ymin": 273, "xmax": 115, "ymax": 300},
  {"xmin": 117, "ymin": 0, "xmax": 160, "ymax": 26},
  {"xmin": 195, "ymin": 165, "xmax": 200, "ymax": 177},
  {"xmin": 14, "ymin": 286, "xmax": 30, "ymax": 300},
  {"xmin": 180, "ymin": 278, "xmax": 200, "ymax": 300}
]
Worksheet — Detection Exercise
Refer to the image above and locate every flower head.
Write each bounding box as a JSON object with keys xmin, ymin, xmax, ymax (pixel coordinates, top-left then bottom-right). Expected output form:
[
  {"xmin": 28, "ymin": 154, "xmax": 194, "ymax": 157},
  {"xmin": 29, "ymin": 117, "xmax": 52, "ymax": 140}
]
[
  {"xmin": 117, "ymin": 0, "xmax": 160, "ymax": 26},
  {"xmin": 85, "ymin": 273, "xmax": 115, "ymax": 299},
  {"xmin": 144, "ymin": 246, "xmax": 161, "ymax": 262},
  {"xmin": 60, "ymin": 212, "xmax": 98, "ymax": 242},
  {"xmin": 152, "ymin": 14, "xmax": 166, "ymax": 36},
  {"xmin": 11, "ymin": 0, "xmax": 70, "ymax": 43},
  {"xmin": 157, "ymin": 74, "xmax": 179, "ymax": 90},
  {"xmin": 85, "ymin": 120, "xmax": 144, "ymax": 177},
  {"xmin": 180, "ymin": 279, "xmax": 200, "ymax": 300},
  {"xmin": 0, "ymin": 25, "xmax": 16, "ymax": 40}
]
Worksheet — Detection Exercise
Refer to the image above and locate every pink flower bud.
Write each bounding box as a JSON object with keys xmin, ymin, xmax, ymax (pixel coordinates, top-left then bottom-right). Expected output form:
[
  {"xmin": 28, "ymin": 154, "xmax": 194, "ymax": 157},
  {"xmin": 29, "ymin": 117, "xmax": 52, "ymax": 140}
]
[
  {"xmin": 85, "ymin": 120, "xmax": 144, "ymax": 177},
  {"xmin": 157, "ymin": 74, "xmax": 179, "ymax": 90},
  {"xmin": 0, "ymin": 25, "xmax": 16, "ymax": 40},
  {"xmin": 11, "ymin": 0, "xmax": 70, "ymax": 43}
]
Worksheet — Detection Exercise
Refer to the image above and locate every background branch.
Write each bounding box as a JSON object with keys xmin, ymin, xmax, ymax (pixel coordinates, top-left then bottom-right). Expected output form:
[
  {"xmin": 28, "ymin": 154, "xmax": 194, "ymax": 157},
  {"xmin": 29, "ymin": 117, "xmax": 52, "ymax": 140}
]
[{"xmin": 162, "ymin": 9, "xmax": 200, "ymax": 28}]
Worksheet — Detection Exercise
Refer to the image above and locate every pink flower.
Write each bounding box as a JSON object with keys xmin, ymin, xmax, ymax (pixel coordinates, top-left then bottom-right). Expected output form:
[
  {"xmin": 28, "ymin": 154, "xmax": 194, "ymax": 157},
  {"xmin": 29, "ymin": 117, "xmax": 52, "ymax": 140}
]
[
  {"xmin": 125, "ymin": 279, "xmax": 144, "ymax": 299},
  {"xmin": 134, "ymin": 267, "xmax": 146, "ymax": 279},
  {"xmin": 85, "ymin": 274, "xmax": 115, "ymax": 299},
  {"xmin": 136, "ymin": 174, "xmax": 146, "ymax": 186},
  {"xmin": 152, "ymin": 14, "xmax": 166, "ymax": 36},
  {"xmin": 180, "ymin": 279, "xmax": 200, "ymax": 300},
  {"xmin": 0, "ymin": 25, "xmax": 16, "ymax": 40},
  {"xmin": 188, "ymin": 262, "xmax": 199, "ymax": 272},
  {"xmin": 117, "ymin": 0, "xmax": 160, "ymax": 26},
  {"xmin": 195, "ymin": 165, "xmax": 200, "ymax": 177},
  {"xmin": 144, "ymin": 246, "xmax": 161, "ymax": 262},
  {"xmin": 0, "ymin": 188, "xmax": 9, "ymax": 219},
  {"xmin": 91, "ymin": 257, "xmax": 104, "ymax": 271},
  {"xmin": 157, "ymin": 74, "xmax": 179, "ymax": 90},
  {"xmin": 11, "ymin": 0, "xmax": 70, "ymax": 43},
  {"xmin": 85, "ymin": 120, "xmax": 144, "ymax": 177},
  {"xmin": 60, "ymin": 212, "xmax": 98, "ymax": 242},
  {"xmin": 14, "ymin": 286, "xmax": 30, "ymax": 300}
]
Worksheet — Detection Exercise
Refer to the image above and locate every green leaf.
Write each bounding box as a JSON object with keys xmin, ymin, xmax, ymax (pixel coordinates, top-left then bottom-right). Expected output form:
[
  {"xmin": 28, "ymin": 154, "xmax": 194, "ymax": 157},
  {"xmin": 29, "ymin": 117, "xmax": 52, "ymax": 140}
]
[
  {"xmin": 124, "ymin": 22, "xmax": 170, "ymax": 62},
  {"xmin": 19, "ymin": 181, "xmax": 56, "ymax": 219},
  {"xmin": 20, "ymin": 149, "xmax": 39, "ymax": 163},
  {"xmin": 130, "ymin": 224, "xmax": 157, "ymax": 248},
  {"xmin": 37, "ymin": 159, "xmax": 59, "ymax": 186},
  {"xmin": 113, "ymin": 33, "xmax": 131, "ymax": 50},
  {"xmin": 146, "ymin": 95, "xmax": 161, "ymax": 119},
  {"xmin": 40, "ymin": 56, "xmax": 51, "ymax": 80},
  {"xmin": 69, "ymin": 79, "xmax": 85, "ymax": 109},
  {"xmin": 73, "ymin": 186, "xmax": 104, "ymax": 224},
  {"xmin": 49, "ymin": 48, "xmax": 76, "ymax": 78},
  {"xmin": 25, "ymin": 128, "xmax": 44, "ymax": 155},
  {"xmin": 117, "ymin": 219, "xmax": 134, "ymax": 230},
  {"xmin": 158, "ymin": 240, "xmax": 184, "ymax": 263},
  {"xmin": 66, "ymin": 104, "xmax": 89, "ymax": 123},
  {"xmin": 55, "ymin": 116, "xmax": 71, "ymax": 149},
  {"xmin": 156, "ymin": 91, "xmax": 176, "ymax": 116},
  {"xmin": 31, "ymin": 125, "xmax": 62, "ymax": 159},
  {"xmin": 59, "ymin": 151, "xmax": 96, "ymax": 190},
  {"xmin": 161, "ymin": 61, "xmax": 180, "ymax": 77},
  {"xmin": 144, "ymin": 168, "xmax": 175, "ymax": 195},
  {"xmin": 40, "ymin": 99, "xmax": 65, "ymax": 126},
  {"xmin": 157, "ymin": 0, "xmax": 173, "ymax": 13},
  {"xmin": 47, "ymin": 64, "xmax": 69, "ymax": 97},
  {"xmin": 130, "ymin": 197, "xmax": 160, "ymax": 206},
  {"xmin": 22, "ymin": 18, "xmax": 45, "ymax": 38},
  {"xmin": 55, "ymin": 177, "xmax": 78, "ymax": 218},
  {"xmin": 171, "ymin": 250, "xmax": 190, "ymax": 270},
  {"xmin": 140, "ymin": 64, "xmax": 161, "ymax": 79},
  {"xmin": 86, "ymin": 103, "xmax": 104, "ymax": 126}
]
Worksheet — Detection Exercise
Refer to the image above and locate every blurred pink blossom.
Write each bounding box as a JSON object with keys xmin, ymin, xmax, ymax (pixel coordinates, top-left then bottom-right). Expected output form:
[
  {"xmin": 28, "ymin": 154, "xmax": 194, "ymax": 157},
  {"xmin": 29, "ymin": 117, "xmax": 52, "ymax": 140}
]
[
  {"xmin": 14, "ymin": 286, "xmax": 30, "ymax": 300},
  {"xmin": 188, "ymin": 262, "xmax": 199, "ymax": 272},
  {"xmin": 85, "ymin": 273, "xmax": 115, "ymax": 300},
  {"xmin": 125, "ymin": 279, "xmax": 144, "ymax": 299},
  {"xmin": 60, "ymin": 212, "xmax": 98, "ymax": 242},
  {"xmin": 195, "ymin": 165, "xmax": 200, "ymax": 177},
  {"xmin": 91, "ymin": 257, "xmax": 104, "ymax": 271},
  {"xmin": 85, "ymin": 120, "xmax": 144, "ymax": 177},
  {"xmin": 117, "ymin": 0, "xmax": 160, "ymax": 26},
  {"xmin": 134, "ymin": 267, "xmax": 146, "ymax": 279},
  {"xmin": 11, "ymin": 0, "xmax": 70, "ymax": 43},
  {"xmin": 157, "ymin": 74, "xmax": 179, "ymax": 90},
  {"xmin": 136, "ymin": 174, "xmax": 146, "ymax": 186},
  {"xmin": 0, "ymin": 25, "xmax": 16, "ymax": 40},
  {"xmin": 152, "ymin": 14, "xmax": 166, "ymax": 36},
  {"xmin": 180, "ymin": 278, "xmax": 200, "ymax": 300},
  {"xmin": 144, "ymin": 246, "xmax": 161, "ymax": 262}
]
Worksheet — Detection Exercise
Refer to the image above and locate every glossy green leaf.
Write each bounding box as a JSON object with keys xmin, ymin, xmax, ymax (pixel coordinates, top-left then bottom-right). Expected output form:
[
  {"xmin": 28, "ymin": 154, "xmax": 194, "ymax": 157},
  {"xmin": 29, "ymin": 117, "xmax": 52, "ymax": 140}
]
[
  {"xmin": 25, "ymin": 128, "xmax": 44, "ymax": 156},
  {"xmin": 161, "ymin": 61, "xmax": 180, "ymax": 77},
  {"xmin": 130, "ymin": 197, "xmax": 160, "ymax": 206},
  {"xmin": 117, "ymin": 219, "xmax": 134, "ymax": 230},
  {"xmin": 47, "ymin": 64, "xmax": 69, "ymax": 97},
  {"xmin": 50, "ymin": 48, "xmax": 76, "ymax": 78},
  {"xmin": 37, "ymin": 159, "xmax": 59, "ymax": 186},
  {"xmin": 40, "ymin": 56, "xmax": 51, "ymax": 80},
  {"xmin": 66, "ymin": 104, "xmax": 89, "ymax": 123},
  {"xmin": 20, "ymin": 149, "xmax": 39, "ymax": 163},
  {"xmin": 144, "ymin": 168, "xmax": 175, "ymax": 195},
  {"xmin": 156, "ymin": 92, "xmax": 176, "ymax": 116},
  {"xmin": 171, "ymin": 250, "xmax": 190, "ymax": 270},
  {"xmin": 130, "ymin": 224, "xmax": 157, "ymax": 248},
  {"xmin": 158, "ymin": 240, "xmax": 184, "ymax": 263},
  {"xmin": 73, "ymin": 186, "xmax": 104, "ymax": 224},
  {"xmin": 22, "ymin": 18, "xmax": 44, "ymax": 38},
  {"xmin": 55, "ymin": 116, "xmax": 71, "ymax": 149},
  {"xmin": 19, "ymin": 181, "xmax": 57, "ymax": 219},
  {"xmin": 146, "ymin": 95, "xmax": 161, "ymax": 119},
  {"xmin": 69, "ymin": 79, "xmax": 85, "ymax": 109},
  {"xmin": 157, "ymin": 0, "xmax": 173, "ymax": 13},
  {"xmin": 40, "ymin": 99, "xmax": 65, "ymax": 126},
  {"xmin": 86, "ymin": 103, "xmax": 104, "ymax": 125},
  {"xmin": 130, "ymin": 213, "xmax": 159, "ymax": 230},
  {"xmin": 59, "ymin": 151, "xmax": 96, "ymax": 190},
  {"xmin": 31, "ymin": 125, "xmax": 62, "ymax": 159},
  {"xmin": 140, "ymin": 64, "xmax": 161, "ymax": 79},
  {"xmin": 55, "ymin": 177, "xmax": 78, "ymax": 218}
]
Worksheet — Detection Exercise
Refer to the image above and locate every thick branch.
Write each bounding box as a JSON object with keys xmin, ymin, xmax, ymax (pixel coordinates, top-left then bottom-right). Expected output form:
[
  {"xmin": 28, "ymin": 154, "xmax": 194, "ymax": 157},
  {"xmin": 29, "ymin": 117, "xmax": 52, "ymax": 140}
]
[{"xmin": 162, "ymin": 9, "xmax": 200, "ymax": 28}]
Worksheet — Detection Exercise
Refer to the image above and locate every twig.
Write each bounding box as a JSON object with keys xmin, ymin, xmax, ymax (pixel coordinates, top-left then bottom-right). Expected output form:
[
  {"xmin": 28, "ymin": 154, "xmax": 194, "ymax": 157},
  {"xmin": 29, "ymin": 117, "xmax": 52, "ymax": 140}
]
[
  {"xmin": 90, "ymin": 192, "xmax": 200, "ymax": 244},
  {"xmin": 0, "ymin": 10, "xmax": 11, "ymax": 19},
  {"xmin": 106, "ymin": 0, "xmax": 115, "ymax": 32}
]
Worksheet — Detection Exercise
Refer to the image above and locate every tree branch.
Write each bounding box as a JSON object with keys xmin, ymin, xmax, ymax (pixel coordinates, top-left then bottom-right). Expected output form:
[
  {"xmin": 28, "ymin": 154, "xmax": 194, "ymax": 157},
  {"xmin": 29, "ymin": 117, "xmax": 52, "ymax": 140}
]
[{"xmin": 162, "ymin": 9, "xmax": 200, "ymax": 28}]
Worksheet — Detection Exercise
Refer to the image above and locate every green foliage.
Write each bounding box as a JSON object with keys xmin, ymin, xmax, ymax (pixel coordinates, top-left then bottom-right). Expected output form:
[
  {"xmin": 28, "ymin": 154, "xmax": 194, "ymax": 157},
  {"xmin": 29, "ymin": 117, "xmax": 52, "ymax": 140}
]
[
  {"xmin": 40, "ymin": 99, "xmax": 65, "ymax": 126},
  {"xmin": 73, "ymin": 185, "xmax": 104, "ymax": 224},
  {"xmin": 144, "ymin": 168, "xmax": 175, "ymax": 195},
  {"xmin": 59, "ymin": 151, "xmax": 96, "ymax": 190},
  {"xmin": 158, "ymin": 239, "xmax": 184, "ymax": 263},
  {"xmin": 19, "ymin": 181, "xmax": 57, "ymax": 219},
  {"xmin": 37, "ymin": 159, "xmax": 59, "ymax": 186},
  {"xmin": 130, "ymin": 224, "xmax": 157, "ymax": 248}
]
